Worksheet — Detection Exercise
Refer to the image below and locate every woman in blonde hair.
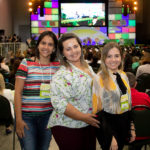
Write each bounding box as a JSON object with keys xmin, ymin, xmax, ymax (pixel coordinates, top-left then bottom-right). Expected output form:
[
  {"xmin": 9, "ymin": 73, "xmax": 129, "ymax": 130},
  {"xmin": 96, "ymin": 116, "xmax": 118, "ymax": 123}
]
[
  {"xmin": 0, "ymin": 73, "xmax": 14, "ymax": 134},
  {"xmin": 92, "ymin": 42, "xmax": 136, "ymax": 150}
]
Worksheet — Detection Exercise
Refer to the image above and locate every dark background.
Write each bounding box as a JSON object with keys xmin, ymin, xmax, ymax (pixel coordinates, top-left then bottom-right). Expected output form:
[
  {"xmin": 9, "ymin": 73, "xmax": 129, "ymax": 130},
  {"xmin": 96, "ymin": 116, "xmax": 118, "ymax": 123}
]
[{"xmin": 136, "ymin": 0, "xmax": 150, "ymax": 44}]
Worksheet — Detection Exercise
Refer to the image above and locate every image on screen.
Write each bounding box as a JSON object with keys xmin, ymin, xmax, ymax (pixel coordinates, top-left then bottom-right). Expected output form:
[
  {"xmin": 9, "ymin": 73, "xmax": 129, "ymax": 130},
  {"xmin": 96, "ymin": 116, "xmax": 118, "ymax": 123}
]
[{"xmin": 61, "ymin": 3, "xmax": 106, "ymax": 27}]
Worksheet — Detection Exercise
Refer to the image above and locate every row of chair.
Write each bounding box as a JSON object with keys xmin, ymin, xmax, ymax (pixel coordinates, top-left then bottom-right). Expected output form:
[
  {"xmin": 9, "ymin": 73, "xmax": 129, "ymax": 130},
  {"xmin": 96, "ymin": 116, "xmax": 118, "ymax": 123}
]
[
  {"xmin": 128, "ymin": 105, "xmax": 150, "ymax": 150},
  {"xmin": 2, "ymin": 75, "xmax": 150, "ymax": 150},
  {"xmin": 136, "ymin": 73, "xmax": 150, "ymax": 96}
]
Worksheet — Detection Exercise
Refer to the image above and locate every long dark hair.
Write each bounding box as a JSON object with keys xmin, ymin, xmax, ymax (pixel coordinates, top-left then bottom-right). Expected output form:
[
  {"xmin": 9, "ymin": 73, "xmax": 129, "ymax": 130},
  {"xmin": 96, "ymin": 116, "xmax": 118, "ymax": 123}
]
[
  {"xmin": 100, "ymin": 42, "xmax": 123, "ymax": 90},
  {"xmin": 35, "ymin": 31, "xmax": 58, "ymax": 62}
]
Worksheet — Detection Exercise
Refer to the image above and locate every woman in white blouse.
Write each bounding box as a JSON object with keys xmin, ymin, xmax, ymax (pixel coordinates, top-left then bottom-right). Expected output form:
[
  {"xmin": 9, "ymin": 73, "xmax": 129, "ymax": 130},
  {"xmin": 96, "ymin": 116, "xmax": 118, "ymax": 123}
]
[
  {"xmin": 92, "ymin": 42, "xmax": 136, "ymax": 150},
  {"xmin": 48, "ymin": 33, "xmax": 99, "ymax": 150}
]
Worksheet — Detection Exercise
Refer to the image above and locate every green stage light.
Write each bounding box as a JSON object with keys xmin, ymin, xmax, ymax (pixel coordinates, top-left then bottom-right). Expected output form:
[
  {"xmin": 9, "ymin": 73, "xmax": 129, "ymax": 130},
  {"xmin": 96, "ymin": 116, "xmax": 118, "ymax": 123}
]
[{"xmin": 44, "ymin": 2, "xmax": 52, "ymax": 8}]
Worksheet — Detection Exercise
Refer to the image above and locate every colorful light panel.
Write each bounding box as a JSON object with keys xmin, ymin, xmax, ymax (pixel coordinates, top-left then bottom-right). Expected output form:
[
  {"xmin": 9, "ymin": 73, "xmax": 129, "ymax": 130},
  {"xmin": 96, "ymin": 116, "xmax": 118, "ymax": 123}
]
[
  {"xmin": 38, "ymin": 15, "xmax": 45, "ymax": 21},
  {"xmin": 120, "ymin": 20, "xmax": 128, "ymax": 26},
  {"xmin": 60, "ymin": 27, "xmax": 67, "ymax": 33},
  {"xmin": 52, "ymin": 9, "xmax": 58, "ymax": 15},
  {"xmin": 44, "ymin": 2, "xmax": 52, "ymax": 8},
  {"xmin": 45, "ymin": 15, "xmax": 52, "ymax": 20},
  {"xmin": 31, "ymin": 28, "xmax": 39, "ymax": 34},
  {"xmin": 109, "ymin": 14, "xmax": 115, "ymax": 20},
  {"xmin": 122, "ymin": 27, "xmax": 129, "ymax": 33},
  {"xmin": 52, "ymin": 2, "xmax": 58, "ymax": 8},
  {"xmin": 45, "ymin": 8, "xmax": 52, "ymax": 15},
  {"xmin": 31, "ymin": 21, "xmax": 39, "ymax": 27},
  {"xmin": 129, "ymin": 20, "xmax": 136, "ymax": 26},
  {"xmin": 31, "ymin": 0, "xmax": 59, "ymax": 37},
  {"xmin": 129, "ymin": 27, "xmax": 135, "ymax": 32},
  {"xmin": 109, "ymin": 27, "xmax": 122, "ymax": 33},
  {"xmin": 129, "ymin": 14, "xmax": 135, "ymax": 20},
  {"xmin": 122, "ymin": 33, "xmax": 129, "ymax": 39},
  {"xmin": 100, "ymin": 27, "xmax": 107, "ymax": 33},
  {"xmin": 31, "ymin": 15, "xmax": 38, "ymax": 21},
  {"xmin": 115, "ymin": 14, "xmax": 122, "ymax": 20},
  {"xmin": 109, "ymin": 33, "xmax": 115, "ymax": 39},
  {"xmin": 37, "ymin": 8, "xmax": 45, "ymax": 15},
  {"xmin": 122, "ymin": 14, "xmax": 129, "ymax": 20},
  {"xmin": 52, "ymin": 15, "xmax": 59, "ymax": 21},
  {"xmin": 108, "ymin": 14, "xmax": 136, "ymax": 41},
  {"xmin": 115, "ymin": 34, "xmax": 122, "ymax": 39},
  {"xmin": 52, "ymin": 28, "xmax": 59, "ymax": 33},
  {"xmin": 129, "ymin": 33, "xmax": 136, "ymax": 39},
  {"xmin": 30, "ymin": 3, "xmax": 136, "ymax": 43}
]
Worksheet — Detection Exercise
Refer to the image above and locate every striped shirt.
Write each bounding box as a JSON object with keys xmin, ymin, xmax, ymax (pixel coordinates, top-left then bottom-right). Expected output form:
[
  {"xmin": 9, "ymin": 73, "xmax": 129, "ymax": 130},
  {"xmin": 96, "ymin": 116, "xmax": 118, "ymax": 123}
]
[{"xmin": 16, "ymin": 58, "xmax": 60, "ymax": 116}]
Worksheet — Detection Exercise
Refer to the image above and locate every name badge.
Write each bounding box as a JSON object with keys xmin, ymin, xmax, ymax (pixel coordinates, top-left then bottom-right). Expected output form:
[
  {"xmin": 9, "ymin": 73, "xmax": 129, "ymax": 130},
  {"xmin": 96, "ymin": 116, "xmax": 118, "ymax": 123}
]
[
  {"xmin": 40, "ymin": 83, "xmax": 50, "ymax": 98},
  {"xmin": 120, "ymin": 94, "xmax": 129, "ymax": 111}
]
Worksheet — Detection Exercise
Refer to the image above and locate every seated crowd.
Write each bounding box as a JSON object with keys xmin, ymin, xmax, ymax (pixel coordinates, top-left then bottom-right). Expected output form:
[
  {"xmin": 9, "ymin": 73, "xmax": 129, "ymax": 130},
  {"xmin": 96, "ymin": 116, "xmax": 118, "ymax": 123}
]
[
  {"xmin": 0, "ymin": 38, "xmax": 150, "ymax": 150},
  {"xmin": 0, "ymin": 34, "xmax": 21, "ymax": 43}
]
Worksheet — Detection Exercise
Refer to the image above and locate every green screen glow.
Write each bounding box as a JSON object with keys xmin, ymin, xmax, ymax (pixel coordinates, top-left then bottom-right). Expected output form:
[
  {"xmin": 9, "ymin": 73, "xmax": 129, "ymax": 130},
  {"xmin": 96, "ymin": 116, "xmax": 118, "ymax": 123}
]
[
  {"xmin": 44, "ymin": 2, "xmax": 52, "ymax": 8},
  {"xmin": 129, "ymin": 20, "xmax": 136, "ymax": 26},
  {"xmin": 31, "ymin": 28, "xmax": 39, "ymax": 33},
  {"xmin": 115, "ymin": 14, "xmax": 122, "ymax": 20},
  {"xmin": 52, "ymin": 15, "xmax": 59, "ymax": 21},
  {"xmin": 52, "ymin": 9, "xmax": 58, "ymax": 15},
  {"xmin": 122, "ymin": 33, "xmax": 129, "ymax": 39}
]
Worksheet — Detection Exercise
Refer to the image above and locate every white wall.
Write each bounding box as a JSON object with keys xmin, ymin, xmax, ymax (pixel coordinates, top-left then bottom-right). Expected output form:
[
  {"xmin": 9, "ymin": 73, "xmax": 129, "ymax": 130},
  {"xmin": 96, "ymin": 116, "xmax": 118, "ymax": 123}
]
[
  {"xmin": 12, "ymin": 0, "xmax": 30, "ymax": 37},
  {"xmin": 0, "ymin": 0, "xmax": 150, "ymax": 43},
  {"xmin": 0, "ymin": 0, "xmax": 30, "ymax": 40},
  {"xmin": 0, "ymin": 0, "xmax": 13, "ymax": 35}
]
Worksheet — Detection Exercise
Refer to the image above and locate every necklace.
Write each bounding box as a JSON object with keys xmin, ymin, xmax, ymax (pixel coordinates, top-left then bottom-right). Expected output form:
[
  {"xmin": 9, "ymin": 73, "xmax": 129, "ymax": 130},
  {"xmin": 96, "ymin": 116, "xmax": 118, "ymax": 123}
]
[{"xmin": 39, "ymin": 61, "xmax": 51, "ymax": 83}]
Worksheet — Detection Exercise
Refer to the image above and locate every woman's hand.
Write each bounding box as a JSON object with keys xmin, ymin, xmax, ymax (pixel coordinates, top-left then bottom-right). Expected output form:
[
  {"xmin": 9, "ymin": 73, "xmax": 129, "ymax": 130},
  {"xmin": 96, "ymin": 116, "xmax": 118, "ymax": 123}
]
[
  {"xmin": 16, "ymin": 119, "xmax": 29, "ymax": 138},
  {"xmin": 129, "ymin": 130, "xmax": 136, "ymax": 143},
  {"xmin": 81, "ymin": 113, "xmax": 100, "ymax": 128},
  {"xmin": 64, "ymin": 103, "xmax": 100, "ymax": 128},
  {"xmin": 129, "ymin": 122, "xmax": 136, "ymax": 143},
  {"xmin": 110, "ymin": 136, "xmax": 118, "ymax": 150}
]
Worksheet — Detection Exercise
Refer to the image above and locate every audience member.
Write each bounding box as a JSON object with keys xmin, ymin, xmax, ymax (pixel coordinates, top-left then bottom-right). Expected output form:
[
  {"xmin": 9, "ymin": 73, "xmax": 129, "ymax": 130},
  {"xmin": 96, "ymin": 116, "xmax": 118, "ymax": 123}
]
[
  {"xmin": 123, "ymin": 49, "xmax": 133, "ymax": 72},
  {"xmin": 0, "ymin": 73, "xmax": 13, "ymax": 134},
  {"xmin": 9, "ymin": 58, "xmax": 22, "ymax": 85},
  {"xmin": 0, "ymin": 56, "xmax": 10, "ymax": 73},
  {"xmin": 47, "ymin": 33, "xmax": 99, "ymax": 150},
  {"xmin": 14, "ymin": 31, "xmax": 59, "ymax": 150},
  {"xmin": 136, "ymin": 48, "xmax": 150, "ymax": 78},
  {"xmin": 0, "ymin": 56, "xmax": 10, "ymax": 82},
  {"xmin": 126, "ymin": 72, "xmax": 150, "ymax": 107},
  {"xmin": 92, "ymin": 42, "xmax": 136, "ymax": 150},
  {"xmin": 132, "ymin": 56, "xmax": 140, "ymax": 74},
  {"xmin": 126, "ymin": 71, "xmax": 150, "ymax": 150}
]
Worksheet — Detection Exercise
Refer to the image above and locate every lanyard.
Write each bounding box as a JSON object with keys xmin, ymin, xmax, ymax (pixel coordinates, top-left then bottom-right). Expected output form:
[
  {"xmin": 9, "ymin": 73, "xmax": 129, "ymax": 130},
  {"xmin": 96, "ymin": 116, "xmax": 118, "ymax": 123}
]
[{"xmin": 39, "ymin": 61, "xmax": 51, "ymax": 83}]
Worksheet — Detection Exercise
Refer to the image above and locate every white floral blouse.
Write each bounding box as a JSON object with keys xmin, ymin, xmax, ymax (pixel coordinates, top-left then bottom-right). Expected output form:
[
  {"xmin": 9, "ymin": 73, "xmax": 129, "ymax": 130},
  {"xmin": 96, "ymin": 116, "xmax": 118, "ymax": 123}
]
[
  {"xmin": 92, "ymin": 70, "xmax": 131, "ymax": 114},
  {"xmin": 47, "ymin": 64, "xmax": 95, "ymax": 128}
]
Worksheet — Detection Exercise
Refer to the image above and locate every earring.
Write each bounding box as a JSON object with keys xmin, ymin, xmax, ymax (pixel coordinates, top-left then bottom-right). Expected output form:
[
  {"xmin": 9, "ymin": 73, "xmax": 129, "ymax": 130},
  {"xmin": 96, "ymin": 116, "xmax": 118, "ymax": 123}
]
[
  {"xmin": 63, "ymin": 55, "xmax": 66, "ymax": 60},
  {"xmin": 53, "ymin": 49, "xmax": 55, "ymax": 52}
]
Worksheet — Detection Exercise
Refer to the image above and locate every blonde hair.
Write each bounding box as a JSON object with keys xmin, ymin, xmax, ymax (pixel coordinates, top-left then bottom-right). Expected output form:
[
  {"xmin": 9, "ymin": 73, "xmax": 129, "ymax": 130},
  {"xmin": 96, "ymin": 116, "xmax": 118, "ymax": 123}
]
[
  {"xmin": 99, "ymin": 42, "xmax": 123, "ymax": 90},
  {"xmin": 0, "ymin": 73, "xmax": 5, "ymax": 94}
]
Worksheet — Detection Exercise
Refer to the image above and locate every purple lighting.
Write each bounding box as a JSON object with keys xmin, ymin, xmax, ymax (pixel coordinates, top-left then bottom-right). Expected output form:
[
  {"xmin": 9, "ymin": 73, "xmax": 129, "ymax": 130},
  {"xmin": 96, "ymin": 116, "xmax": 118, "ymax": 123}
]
[
  {"xmin": 52, "ymin": 28, "xmax": 59, "ymax": 33},
  {"xmin": 31, "ymin": 15, "xmax": 38, "ymax": 21},
  {"xmin": 122, "ymin": 14, "xmax": 129, "ymax": 20},
  {"xmin": 60, "ymin": 27, "xmax": 67, "ymax": 33},
  {"xmin": 100, "ymin": 27, "xmax": 107, "ymax": 33},
  {"xmin": 52, "ymin": 2, "xmax": 58, "ymax": 8}
]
